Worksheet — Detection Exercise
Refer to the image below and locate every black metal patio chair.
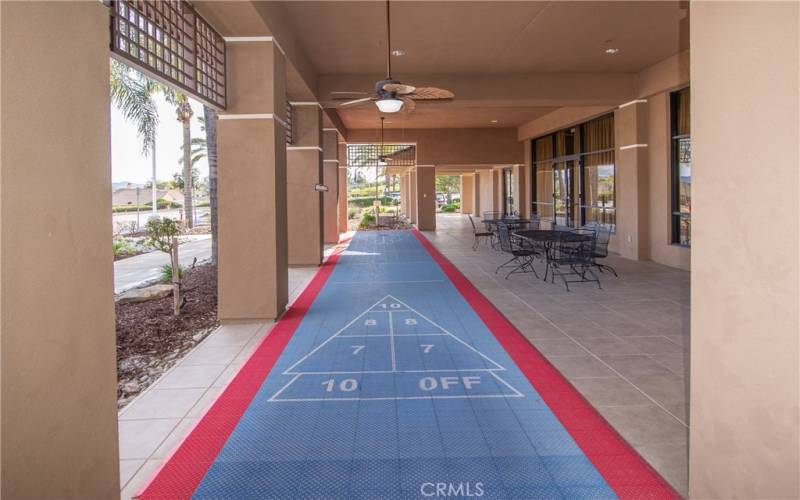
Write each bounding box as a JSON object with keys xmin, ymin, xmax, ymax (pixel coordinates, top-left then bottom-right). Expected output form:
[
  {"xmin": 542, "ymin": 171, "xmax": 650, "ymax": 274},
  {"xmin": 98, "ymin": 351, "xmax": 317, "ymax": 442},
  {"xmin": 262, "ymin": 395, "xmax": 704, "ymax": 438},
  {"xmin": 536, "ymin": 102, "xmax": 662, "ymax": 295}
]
[
  {"xmin": 584, "ymin": 222, "xmax": 618, "ymax": 277},
  {"xmin": 544, "ymin": 231, "xmax": 601, "ymax": 291},
  {"xmin": 482, "ymin": 211, "xmax": 503, "ymax": 249},
  {"xmin": 495, "ymin": 223, "xmax": 540, "ymax": 279},
  {"xmin": 468, "ymin": 214, "xmax": 494, "ymax": 250}
]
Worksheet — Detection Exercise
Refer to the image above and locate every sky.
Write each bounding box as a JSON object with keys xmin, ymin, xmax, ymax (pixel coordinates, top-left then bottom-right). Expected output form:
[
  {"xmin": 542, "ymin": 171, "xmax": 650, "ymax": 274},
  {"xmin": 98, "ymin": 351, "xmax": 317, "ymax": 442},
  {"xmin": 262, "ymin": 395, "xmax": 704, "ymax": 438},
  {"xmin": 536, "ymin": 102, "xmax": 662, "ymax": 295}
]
[{"xmin": 111, "ymin": 92, "xmax": 209, "ymax": 185}]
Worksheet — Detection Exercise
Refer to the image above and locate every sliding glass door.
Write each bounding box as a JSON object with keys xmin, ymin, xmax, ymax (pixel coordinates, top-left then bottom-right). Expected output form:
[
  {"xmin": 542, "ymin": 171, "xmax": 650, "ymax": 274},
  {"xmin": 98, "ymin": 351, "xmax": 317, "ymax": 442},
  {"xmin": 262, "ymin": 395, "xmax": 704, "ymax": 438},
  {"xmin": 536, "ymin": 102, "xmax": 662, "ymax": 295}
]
[{"xmin": 502, "ymin": 168, "xmax": 514, "ymax": 215}]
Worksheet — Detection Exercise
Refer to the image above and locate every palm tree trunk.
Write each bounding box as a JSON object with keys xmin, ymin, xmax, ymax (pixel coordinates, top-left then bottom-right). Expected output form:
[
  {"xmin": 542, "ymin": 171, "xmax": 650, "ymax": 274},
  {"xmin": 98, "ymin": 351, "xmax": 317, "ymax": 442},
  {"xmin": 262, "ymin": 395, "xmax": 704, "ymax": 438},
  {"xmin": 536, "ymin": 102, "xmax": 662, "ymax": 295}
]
[
  {"xmin": 203, "ymin": 105, "xmax": 218, "ymax": 265},
  {"xmin": 182, "ymin": 117, "xmax": 194, "ymax": 228},
  {"xmin": 151, "ymin": 141, "xmax": 158, "ymax": 215}
]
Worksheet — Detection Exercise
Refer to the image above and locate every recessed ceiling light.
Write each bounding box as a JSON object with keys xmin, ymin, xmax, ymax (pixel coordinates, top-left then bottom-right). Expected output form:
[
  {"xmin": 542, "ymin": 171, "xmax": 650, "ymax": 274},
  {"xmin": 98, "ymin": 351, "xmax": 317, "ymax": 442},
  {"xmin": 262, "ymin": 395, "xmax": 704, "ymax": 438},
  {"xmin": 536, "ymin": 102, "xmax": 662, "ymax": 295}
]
[
  {"xmin": 391, "ymin": 49, "xmax": 405, "ymax": 57},
  {"xmin": 605, "ymin": 48, "xmax": 620, "ymax": 55},
  {"xmin": 490, "ymin": 119, "xmax": 499, "ymax": 124}
]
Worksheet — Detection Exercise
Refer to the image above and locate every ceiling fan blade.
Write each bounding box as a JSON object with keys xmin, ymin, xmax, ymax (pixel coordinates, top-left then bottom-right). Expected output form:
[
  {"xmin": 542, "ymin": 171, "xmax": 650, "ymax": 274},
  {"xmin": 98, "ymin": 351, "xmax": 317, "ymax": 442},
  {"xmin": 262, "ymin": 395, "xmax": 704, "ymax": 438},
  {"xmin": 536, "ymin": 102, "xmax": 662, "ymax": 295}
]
[
  {"xmin": 409, "ymin": 87, "xmax": 455, "ymax": 100},
  {"xmin": 401, "ymin": 96, "xmax": 416, "ymax": 113},
  {"xmin": 383, "ymin": 83, "xmax": 416, "ymax": 95},
  {"xmin": 339, "ymin": 97, "xmax": 373, "ymax": 107},
  {"xmin": 331, "ymin": 91, "xmax": 369, "ymax": 98}
]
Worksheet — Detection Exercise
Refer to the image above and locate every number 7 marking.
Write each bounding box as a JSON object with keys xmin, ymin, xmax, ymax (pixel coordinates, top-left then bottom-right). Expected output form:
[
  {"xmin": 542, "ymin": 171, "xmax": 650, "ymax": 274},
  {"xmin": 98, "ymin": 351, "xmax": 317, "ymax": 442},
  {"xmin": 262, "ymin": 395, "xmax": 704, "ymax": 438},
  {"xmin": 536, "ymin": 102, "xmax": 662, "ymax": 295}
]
[
  {"xmin": 420, "ymin": 344, "xmax": 434, "ymax": 354},
  {"xmin": 352, "ymin": 345, "xmax": 365, "ymax": 355}
]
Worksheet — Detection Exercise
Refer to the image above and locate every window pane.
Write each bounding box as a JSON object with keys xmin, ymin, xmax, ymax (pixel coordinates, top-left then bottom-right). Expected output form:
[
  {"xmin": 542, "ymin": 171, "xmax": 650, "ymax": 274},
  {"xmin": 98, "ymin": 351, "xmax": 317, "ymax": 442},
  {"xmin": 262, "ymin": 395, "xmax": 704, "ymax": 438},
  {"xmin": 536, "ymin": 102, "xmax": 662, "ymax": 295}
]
[{"xmin": 676, "ymin": 137, "xmax": 691, "ymax": 245}]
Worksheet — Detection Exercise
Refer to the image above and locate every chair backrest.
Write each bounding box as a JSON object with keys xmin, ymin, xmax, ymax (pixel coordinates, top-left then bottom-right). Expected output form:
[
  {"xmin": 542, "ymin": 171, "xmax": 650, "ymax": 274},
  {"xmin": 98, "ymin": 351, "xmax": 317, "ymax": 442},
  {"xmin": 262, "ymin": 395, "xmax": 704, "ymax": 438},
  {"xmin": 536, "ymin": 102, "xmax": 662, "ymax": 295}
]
[
  {"xmin": 467, "ymin": 214, "xmax": 478, "ymax": 232},
  {"xmin": 483, "ymin": 211, "xmax": 501, "ymax": 221},
  {"xmin": 584, "ymin": 222, "xmax": 611, "ymax": 257},
  {"xmin": 496, "ymin": 223, "xmax": 515, "ymax": 253},
  {"xmin": 551, "ymin": 233, "xmax": 596, "ymax": 265},
  {"xmin": 529, "ymin": 214, "xmax": 540, "ymax": 230}
]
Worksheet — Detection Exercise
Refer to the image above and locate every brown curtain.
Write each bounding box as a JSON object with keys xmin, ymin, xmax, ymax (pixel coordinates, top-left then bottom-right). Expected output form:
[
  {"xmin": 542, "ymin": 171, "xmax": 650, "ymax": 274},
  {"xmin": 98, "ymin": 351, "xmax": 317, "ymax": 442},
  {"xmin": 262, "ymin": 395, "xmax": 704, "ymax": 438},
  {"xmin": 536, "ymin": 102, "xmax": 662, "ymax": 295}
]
[
  {"xmin": 534, "ymin": 136, "xmax": 552, "ymax": 162},
  {"xmin": 676, "ymin": 87, "xmax": 690, "ymax": 136},
  {"xmin": 584, "ymin": 114, "xmax": 614, "ymax": 155}
]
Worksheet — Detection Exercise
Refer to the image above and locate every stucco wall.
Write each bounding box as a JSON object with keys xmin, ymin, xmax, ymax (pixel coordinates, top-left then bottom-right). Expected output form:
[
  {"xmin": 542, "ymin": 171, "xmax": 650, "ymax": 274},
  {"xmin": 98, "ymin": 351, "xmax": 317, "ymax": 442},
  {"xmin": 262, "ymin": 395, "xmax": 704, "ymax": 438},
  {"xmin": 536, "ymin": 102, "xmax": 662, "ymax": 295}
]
[{"xmin": 690, "ymin": 2, "xmax": 799, "ymax": 497}]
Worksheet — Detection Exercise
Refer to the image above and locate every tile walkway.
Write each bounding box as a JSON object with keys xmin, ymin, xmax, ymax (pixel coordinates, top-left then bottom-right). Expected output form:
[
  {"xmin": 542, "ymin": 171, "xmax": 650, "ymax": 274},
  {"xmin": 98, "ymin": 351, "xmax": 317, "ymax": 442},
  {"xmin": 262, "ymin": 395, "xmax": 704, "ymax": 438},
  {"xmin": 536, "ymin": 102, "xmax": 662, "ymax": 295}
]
[
  {"xmin": 426, "ymin": 214, "xmax": 690, "ymax": 495},
  {"xmin": 119, "ymin": 265, "xmax": 321, "ymax": 499}
]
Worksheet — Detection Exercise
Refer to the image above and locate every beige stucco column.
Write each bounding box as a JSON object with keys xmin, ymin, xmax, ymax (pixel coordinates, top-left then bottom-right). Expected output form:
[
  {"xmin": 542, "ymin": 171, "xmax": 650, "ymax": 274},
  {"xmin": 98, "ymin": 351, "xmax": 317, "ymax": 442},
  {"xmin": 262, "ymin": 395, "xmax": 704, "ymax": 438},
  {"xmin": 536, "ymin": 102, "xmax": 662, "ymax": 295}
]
[
  {"xmin": 218, "ymin": 39, "xmax": 288, "ymax": 321},
  {"xmin": 409, "ymin": 170, "xmax": 418, "ymax": 224},
  {"xmin": 512, "ymin": 165, "xmax": 528, "ymax": 217},
  {"xmin": 614, "ymin": 102, "xmax": 650, "ymax": 260},
  {"xmin": 460, "ymin": 174, "xmax": 474, "ymax": 214},
  {"xmin": 690, "ymin": 3, "xmax": 799, "ymax": 499},
  {"xmin": 322, "ymin": 129, "xmax": 340, "ymax": 244},
  {"xmin": 0, "ymin": 2, "xmax": 119, "ymax": 497},
  {"xmin": 416, "ymin": 166, "xmax": 437, "ymax": 230},
  {"xmin": 473, "ymin": 171, "xmax": 481, "ymax": 216},
  {"xmin": 337, "ymin": 142, "xmax": 348, "ymax": 233},
  {"xmin": 287, "ymin": 104, "xmax": 323, "ymax": 266}
]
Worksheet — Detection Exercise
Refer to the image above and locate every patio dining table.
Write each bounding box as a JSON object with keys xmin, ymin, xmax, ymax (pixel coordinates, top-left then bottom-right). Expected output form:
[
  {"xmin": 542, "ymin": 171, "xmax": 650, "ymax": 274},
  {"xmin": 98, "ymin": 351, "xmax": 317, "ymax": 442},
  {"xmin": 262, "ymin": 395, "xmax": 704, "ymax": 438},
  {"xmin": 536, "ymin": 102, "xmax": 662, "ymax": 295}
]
[{"xmin": 514, "ymin": 229, "xmax": 592, "ymax": 244}]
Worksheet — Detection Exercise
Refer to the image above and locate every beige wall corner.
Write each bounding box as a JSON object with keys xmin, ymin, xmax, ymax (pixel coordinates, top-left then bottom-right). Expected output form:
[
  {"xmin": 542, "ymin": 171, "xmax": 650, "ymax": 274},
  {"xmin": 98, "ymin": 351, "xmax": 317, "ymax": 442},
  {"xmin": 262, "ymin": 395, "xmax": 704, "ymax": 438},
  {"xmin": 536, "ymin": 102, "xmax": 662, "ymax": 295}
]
[
  {"xmin": 322, "ymin": 130, "xmax": 339, "ymax": 244},
  {"xmin": 218, "ymin": 40, "xmax": 288, "ymax": 321},
  {"xmin": 460, "ymin": 174, "xmax": 474, "ymax": 214},
  {"xmin": 0, "ymin": 2, "xmax": 120, "ymax": 497},
  {"xmin": 287, "ymin": 105, "xmax": 324, "ymax": 266},
  {"xmin": 416, "ymin": 167, "xmax": 437, "ymax": 230},
  {"xmin": 690, "ymin": 2, "xmax": 800, "ymax": 498},
  {"xmin": 337, "ymin": 143, "xmax": 348, "ymax": 233},
  {"xmin": 614, "ymin": 103, "xmax": 650, "ymax": 260},
  {"xmin": 409, "ymin": 170, "xmax": 418, "ymax": 224},
  {"xmin": 472, "ymin": 171, "xmax": 481, "ymax": 216}
]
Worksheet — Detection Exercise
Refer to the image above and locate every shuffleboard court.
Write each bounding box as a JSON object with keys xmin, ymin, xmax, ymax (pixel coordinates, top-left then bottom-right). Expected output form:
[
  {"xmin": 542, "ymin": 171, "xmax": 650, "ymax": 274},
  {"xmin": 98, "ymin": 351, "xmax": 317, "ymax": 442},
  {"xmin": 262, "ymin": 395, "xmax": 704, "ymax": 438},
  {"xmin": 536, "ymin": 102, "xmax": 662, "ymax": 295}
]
[{"xmin": 138, "ymin": 230, "xmax": 677, "ymax": 500}]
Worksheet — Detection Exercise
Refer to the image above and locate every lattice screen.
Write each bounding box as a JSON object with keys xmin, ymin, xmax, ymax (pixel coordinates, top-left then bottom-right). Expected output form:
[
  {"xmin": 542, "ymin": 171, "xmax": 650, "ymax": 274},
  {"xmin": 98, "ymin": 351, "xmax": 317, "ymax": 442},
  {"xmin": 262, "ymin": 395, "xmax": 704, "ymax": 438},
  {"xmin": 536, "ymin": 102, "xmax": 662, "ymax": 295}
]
[
  {"xmin": 346, "ymin": 144, "xmax": 416, "ymax": 167},
  {"xmin": 110, "ymin": 0, "xmax": 226, "ymax": 109}
]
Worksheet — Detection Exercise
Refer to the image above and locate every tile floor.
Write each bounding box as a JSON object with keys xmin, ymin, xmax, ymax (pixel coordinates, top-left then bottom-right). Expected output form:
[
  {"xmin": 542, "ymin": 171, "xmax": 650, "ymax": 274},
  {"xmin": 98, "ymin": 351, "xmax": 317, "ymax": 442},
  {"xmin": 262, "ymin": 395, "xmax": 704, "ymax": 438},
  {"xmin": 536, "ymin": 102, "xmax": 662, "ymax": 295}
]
[
  {"xmin": 118, "ymin": 265, "xmax": 320, "ymax": 499},
  {"xmin": 425, "ymin": 214, "xmax": 689, "ymax": 495}
]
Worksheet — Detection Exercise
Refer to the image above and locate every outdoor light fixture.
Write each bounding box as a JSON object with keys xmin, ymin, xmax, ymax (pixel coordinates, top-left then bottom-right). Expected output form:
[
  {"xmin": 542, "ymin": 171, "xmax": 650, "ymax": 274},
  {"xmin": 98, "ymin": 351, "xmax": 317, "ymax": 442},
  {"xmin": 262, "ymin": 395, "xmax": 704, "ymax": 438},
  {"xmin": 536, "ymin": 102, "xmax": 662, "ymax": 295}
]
[
  {"xmin": 391, "ymin": 49, "xmax": 406, "ymax": 56},
  {"xmin": 375, "ymin": 96, "xmax": 404, "ymax": 113},
  {"xmin": 605, "ymin": 47, "xmax": 620, "ymax": 54}
]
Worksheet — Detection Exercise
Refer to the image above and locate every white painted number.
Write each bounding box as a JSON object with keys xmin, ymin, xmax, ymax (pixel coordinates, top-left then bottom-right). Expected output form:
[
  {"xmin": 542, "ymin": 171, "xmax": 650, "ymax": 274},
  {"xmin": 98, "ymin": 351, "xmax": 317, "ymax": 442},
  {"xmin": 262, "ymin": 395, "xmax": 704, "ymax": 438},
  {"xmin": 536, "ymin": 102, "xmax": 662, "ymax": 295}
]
[
  {"xmin": 322, "ymin": 378, "xmax": 359, "ymax": 392},
  {"xmin": 421, "ymin": 344, "xmax": 434, "ymax": 354},
  {"xmin": 351, "ymin": 345, "xmax": 365, "ymax": 355},
  {"xmin": 365, "ymin": 319, "xmax": 377, "ymax": 326},
  {"xmin": 405, "ymin": 318, "xmax": 417, "ymax": 325},
  {"xmin": 380, "ymin": 303, "xmax": 402, "ymax": 309},
  {"xmin": 418, "ymin": 376, "xmax": 482, "ymax": 391}
]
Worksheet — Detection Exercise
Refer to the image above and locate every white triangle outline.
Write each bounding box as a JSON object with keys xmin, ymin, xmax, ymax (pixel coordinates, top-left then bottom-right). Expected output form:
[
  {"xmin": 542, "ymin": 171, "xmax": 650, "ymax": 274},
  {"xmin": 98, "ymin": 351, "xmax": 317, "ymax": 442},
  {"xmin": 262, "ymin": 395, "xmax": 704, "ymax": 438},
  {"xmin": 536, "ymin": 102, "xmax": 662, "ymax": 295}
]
[{"xmin": 283, "ymin": 294, "xmax": 505, "ymax": 375}]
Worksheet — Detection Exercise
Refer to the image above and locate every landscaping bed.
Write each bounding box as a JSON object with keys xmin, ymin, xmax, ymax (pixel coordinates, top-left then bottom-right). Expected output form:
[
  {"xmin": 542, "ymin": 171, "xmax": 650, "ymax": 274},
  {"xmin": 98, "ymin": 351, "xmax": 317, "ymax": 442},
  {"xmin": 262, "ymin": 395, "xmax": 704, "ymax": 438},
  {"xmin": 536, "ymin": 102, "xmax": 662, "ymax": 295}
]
[{"xmin": 116, "ymin": 263, "xmax": 218, "ymax": 408}]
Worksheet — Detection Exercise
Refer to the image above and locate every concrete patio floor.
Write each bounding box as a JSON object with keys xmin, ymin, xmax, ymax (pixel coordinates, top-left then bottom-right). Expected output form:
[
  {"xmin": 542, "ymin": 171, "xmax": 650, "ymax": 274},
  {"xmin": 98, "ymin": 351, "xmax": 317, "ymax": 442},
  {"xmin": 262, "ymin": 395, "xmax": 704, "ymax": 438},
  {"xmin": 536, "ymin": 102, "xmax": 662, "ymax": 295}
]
[{"xmin": 426, "ymin": 213, "xmax": 690, "ymax": 495}]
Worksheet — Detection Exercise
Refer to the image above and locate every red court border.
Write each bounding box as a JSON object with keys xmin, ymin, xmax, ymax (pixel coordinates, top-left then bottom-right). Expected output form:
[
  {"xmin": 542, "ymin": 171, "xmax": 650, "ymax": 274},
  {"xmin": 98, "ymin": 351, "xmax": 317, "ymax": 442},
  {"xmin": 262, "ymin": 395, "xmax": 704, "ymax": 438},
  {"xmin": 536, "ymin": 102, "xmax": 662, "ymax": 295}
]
[
  {"xmin": 136, "ymin": 235, "xmax": 352, "ymax": 499},
  {"xmin": 412, "ymin": 229, "xmax": 680, "ymax": 499}
]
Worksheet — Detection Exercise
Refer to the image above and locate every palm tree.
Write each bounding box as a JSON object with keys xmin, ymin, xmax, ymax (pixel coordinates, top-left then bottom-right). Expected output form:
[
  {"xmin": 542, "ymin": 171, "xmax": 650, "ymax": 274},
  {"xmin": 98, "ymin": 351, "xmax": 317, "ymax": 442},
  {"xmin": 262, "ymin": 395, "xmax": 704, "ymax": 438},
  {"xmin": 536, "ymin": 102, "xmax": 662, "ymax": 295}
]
[
  {"xmin": 175, "ymin": 97, "xmax": 194, "ymax": 228},
  {"xmin": 109, "ymin": 59, "xmax": 161, "ymax": 214},
  {"xmin": 203, "ymin": 106, "xmax": 219, "ymax": 264}
]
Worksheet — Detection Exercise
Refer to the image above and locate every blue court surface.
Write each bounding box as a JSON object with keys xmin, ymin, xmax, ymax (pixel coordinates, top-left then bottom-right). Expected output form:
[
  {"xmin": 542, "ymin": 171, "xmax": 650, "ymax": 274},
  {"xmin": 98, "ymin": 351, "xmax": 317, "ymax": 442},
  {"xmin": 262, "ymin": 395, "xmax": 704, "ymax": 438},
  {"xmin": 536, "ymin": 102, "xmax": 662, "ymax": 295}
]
[{"xmin": 184, "ymin": 230, "xmax": 623, "ymax": 499}]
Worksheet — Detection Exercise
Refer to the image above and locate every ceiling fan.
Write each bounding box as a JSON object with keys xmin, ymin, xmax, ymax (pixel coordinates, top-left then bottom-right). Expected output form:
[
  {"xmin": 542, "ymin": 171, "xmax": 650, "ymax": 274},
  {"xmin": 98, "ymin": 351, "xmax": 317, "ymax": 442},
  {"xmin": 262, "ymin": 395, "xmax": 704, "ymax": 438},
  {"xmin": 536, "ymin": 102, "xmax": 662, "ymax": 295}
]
[{"xmin": 332, "ymin": 0, "xmax": 455, "ymax": 113}]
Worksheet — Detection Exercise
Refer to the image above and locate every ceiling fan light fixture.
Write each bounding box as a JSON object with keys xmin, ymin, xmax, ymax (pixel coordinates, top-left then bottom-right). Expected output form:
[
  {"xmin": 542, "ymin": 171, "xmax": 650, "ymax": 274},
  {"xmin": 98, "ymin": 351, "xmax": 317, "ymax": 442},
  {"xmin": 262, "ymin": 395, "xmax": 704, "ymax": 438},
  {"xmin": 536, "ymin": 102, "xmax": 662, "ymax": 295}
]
[{"xmin": 375, "ymin": 97, "xmax": 404, "ymax": 113}]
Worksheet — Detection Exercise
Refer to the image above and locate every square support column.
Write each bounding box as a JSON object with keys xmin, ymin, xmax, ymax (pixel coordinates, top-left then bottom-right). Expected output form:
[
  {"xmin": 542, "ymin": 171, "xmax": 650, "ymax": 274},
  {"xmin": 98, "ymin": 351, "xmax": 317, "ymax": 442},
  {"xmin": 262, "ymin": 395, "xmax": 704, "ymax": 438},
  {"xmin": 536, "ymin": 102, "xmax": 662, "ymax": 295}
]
[
  {"xmin": 416, "ymin": 166, "xmax": 437, "ymax": 231},
  {"xmin": 287, "ymin": 105, "xmax": 323, "ymax": 266},
  {"xmin": 0, "ymin": 2, "xmax": 119, "ymax": 497},
  {"xmin": 460, "ymin": 174, "xmax": 474, "ymax": 214},
  {"xmin": 513, "ymin": 165, "xmax": 528, "ymax": 217},
  {"xmin": 614, "ymin": 102, "xmax": 650, "ymax": 260},
  {"xmin": 409, "ymin": 170, "xmax": 418, "ymax": 224},
  {"xmin": 218, "ymin": 39, "xmax": 288, "ymax": 321},
  {"xmin": 322, "ymin": 130, "xmax": 340, "ymax": 244},
  {"xmin": 337, "ymin": 143, "xmax": 348, "ymax": 233},
  {"xmin": 473, "ymin": 171, "xmax": 481, "ymax": 216},
  {"xmin": 690, "ymin": 2, "xmax": 799, "ymax": 498}
]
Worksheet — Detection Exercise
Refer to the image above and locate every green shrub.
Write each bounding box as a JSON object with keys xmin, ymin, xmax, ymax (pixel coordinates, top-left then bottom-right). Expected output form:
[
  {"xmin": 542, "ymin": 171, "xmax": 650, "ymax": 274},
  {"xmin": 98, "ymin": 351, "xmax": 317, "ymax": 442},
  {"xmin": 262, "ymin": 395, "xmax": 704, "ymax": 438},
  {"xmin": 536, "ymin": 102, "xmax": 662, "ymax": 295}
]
[
  {"xmin": 349, "ymin": 196, "xmax": 394, "ymax": 208},
  {"xmin": 159, "ymin": 263, "xmax": 184, "ymax": 283},
  {"xmin": 348, "ymin": 207, "xmax": 359, "ymax": 219},
  {"xmin": 112, "ymin": 239, "xmax": 136, "ymax": 257},
  {"xmin": 359, "ymin": 212, "xmax": 375, "ymax": 229},
  {"xmin": 441, "ymin": 204, "xmax": 458, "ymax": 213}
]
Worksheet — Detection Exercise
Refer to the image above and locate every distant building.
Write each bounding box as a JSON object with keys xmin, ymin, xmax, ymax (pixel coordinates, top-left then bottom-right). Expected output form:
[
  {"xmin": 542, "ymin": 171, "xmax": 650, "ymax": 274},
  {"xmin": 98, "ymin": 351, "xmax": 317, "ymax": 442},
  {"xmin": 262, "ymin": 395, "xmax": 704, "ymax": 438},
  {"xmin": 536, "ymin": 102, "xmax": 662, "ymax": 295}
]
[{"xmin": 112, "ymin": 187, "xmax": 183, "ymax": 207}]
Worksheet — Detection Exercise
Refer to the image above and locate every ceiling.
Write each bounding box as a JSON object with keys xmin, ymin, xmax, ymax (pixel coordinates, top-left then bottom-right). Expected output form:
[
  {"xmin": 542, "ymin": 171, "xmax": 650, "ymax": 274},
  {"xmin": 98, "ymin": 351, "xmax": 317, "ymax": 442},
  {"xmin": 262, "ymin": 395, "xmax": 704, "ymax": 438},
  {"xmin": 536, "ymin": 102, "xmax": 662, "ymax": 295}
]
[
  {"xmin": 339, "ymin": 104, "xmax": 558, "ymax": 129},
  {"xmin": 267, "ymin": 1, "xmax": 689, "ymax": 130}
]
